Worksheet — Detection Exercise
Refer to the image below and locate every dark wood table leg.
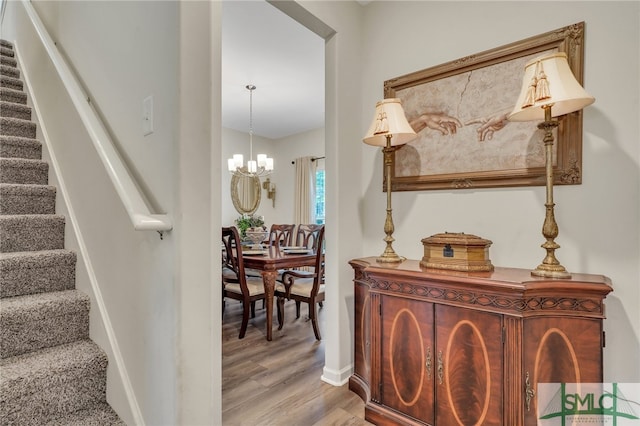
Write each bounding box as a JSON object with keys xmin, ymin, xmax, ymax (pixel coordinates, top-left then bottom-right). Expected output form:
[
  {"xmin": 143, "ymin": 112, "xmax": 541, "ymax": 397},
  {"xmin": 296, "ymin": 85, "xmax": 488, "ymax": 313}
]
[{"xmin": 261, "ymin": 269, "xmax": 277, "ymax": 341}]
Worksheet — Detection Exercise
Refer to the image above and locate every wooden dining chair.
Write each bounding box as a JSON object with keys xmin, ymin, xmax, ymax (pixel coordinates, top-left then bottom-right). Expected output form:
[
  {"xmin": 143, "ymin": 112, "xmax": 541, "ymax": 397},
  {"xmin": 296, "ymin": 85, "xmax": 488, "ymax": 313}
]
[
  {"xmin": 275, "ymin": 225, "xmax": 325, "ymax": 340},
  {"xmin": 295, "ymin": 224, "xmax": 324, "ymax": 251},
  {"xmin": 268, "ymin": 224, "xmax": 295, "ymax": 250},
  {"xmin": 221, "ymin": 226, "xmax": 266, "ymax": 339}
]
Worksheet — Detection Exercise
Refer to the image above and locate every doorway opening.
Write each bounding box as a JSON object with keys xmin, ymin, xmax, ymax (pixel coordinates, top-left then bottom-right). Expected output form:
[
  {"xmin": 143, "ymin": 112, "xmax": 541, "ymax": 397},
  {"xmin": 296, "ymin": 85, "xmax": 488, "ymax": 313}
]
[{"xmin": 220, "ymin": 2, "xmax": 334, "ymax": 421}]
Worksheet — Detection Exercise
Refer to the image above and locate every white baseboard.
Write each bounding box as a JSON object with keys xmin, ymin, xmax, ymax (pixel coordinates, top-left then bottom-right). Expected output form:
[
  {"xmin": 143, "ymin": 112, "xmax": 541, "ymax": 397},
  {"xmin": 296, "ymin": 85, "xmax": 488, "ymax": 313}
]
[{"xmin": 321, "ymin": 363, "xmax": 354, "ymax": 386}]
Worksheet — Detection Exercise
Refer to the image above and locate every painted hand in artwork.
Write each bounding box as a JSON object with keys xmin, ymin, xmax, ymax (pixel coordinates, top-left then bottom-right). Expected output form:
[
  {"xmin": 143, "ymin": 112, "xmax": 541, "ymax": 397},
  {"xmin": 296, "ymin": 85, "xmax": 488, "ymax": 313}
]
[
  {"xmin": 409, "ymin": 112, "xmax": 462, "ymax": 136},
  {"xmin": 465, "ymin": 109, "xmax": 511, "ymax": 142}
]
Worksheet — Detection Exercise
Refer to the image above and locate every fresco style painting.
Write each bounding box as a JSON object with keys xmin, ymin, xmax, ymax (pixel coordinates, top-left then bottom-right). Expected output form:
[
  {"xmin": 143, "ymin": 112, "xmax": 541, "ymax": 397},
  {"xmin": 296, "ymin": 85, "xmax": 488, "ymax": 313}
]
[{"xmin": 384, "ymin": 22, "xmax": 586, "ymax": 191}]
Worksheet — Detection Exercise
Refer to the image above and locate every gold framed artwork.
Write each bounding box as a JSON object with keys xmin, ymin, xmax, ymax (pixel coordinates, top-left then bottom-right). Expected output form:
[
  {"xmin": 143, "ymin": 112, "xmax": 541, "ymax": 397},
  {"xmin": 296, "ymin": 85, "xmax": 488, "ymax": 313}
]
[{"xmin": 385, "ymin": 22, "xmax": 586, "ymax": 191}]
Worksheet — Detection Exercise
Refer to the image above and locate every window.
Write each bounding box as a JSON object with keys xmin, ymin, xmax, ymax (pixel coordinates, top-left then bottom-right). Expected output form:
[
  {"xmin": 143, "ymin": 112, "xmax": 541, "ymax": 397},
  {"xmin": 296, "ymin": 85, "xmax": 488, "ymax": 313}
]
[{"xmin": 315, "ymin": 169, "xmax": 325, "ymax": 224}]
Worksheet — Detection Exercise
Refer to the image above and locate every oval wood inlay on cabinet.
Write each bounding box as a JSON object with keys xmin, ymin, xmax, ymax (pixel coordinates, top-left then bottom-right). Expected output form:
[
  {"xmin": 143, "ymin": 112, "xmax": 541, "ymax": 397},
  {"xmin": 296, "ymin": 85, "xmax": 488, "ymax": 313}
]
[
  {"xmin": 445, "ymin": 320, "xmax": 492, "ymax": 426},
  {"xmin": 389, "ymin": 308, "xmax": 425, "ymax": 406},
  {"xmin": 534, "ymin": 328, "xmax": 580, "ymax": 388}
]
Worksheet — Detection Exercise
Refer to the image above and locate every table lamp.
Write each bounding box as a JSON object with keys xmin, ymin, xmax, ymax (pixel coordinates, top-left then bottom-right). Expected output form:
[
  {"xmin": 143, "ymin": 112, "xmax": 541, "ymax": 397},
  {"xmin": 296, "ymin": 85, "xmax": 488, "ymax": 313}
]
[
  {"xmin": 508, "ymin": 52, "xmax": 594, "ymax": 278},
  {"xmin": 364, "ymin": 98, "xmax": 417, "ymax": 263}
]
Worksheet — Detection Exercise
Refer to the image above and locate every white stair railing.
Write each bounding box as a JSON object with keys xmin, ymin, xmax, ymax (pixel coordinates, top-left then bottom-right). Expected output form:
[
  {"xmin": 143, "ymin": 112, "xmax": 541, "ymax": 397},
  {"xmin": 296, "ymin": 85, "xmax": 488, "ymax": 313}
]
[{"xmin": 21, "ymin": 0, "xmax": 172, "ymax": 234}]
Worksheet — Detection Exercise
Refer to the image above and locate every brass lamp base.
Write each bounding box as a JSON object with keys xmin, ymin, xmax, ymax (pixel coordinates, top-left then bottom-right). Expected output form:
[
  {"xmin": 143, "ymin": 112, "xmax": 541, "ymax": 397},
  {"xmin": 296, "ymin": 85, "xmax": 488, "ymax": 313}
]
[
  {"xmin": 532, "ymin": 231, "xmax": 570, "ymax": 278},
  {"xmin": 376, "ymin": 136, "xmax": 405, "ymax": 264},
  {"xmin": 377, "ymin": 246, "xmax": 405, "ymax": 264},
  {"xmin": 532, "ymin": 264, "xmax": 571, "ymax": 279},
  {"xmin": 377, "ymin": 255, "xmax": 405, "ymax": 263},
  {"xmin": 530, "ymin": 109, "xmax": 571, "ymax": 279}
]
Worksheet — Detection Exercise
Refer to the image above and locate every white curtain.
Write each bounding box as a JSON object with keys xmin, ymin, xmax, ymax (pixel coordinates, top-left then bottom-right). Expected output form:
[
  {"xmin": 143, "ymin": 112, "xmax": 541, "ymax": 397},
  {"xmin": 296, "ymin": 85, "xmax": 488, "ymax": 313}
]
[{"xmin": 294, "ymin": 156, "xmax": 316, "ymax": 225}]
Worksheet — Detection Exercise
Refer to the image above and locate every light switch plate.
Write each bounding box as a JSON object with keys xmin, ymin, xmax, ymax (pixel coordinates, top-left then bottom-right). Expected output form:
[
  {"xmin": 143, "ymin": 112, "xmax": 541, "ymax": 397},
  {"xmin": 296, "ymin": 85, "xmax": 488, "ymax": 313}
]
[{"xmin": 143, "ymin": 95, "xmax": 154, "ymax": 136}]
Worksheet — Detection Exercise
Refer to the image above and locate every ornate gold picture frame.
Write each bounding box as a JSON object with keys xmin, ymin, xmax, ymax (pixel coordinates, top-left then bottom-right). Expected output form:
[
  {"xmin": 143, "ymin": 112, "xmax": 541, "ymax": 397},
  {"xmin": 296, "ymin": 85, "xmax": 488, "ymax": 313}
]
[{"xmin": 385, "ymin": 22, "xmax": 586, "ymax": 191}]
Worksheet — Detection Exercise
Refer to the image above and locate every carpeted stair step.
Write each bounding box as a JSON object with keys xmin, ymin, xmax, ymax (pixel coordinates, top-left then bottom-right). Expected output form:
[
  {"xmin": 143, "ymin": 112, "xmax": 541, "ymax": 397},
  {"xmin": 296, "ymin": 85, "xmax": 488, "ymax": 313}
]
[
  {"xmin": 0, "ymin": 214, "xmax": 65, "ymax": 253},
  {"xmin": 43, "ymin": 403, "xmax": 126, "ymax": 426},
  {"xmin": 0, "ymin": 46, "xmax": 14, "ymax": 59},
  {"xmin": 0, "ymin": 158, "xmax": 48, "ymax": 184},
  {"xmin": 1, "ymin": 100, "xmax": 31, "ymax": 120},
  {"xmin": 1, "ymin": 75, "xmax": 23, "ymax": 91},
  {"xmin": 0, "ymin": 40, "xmax": 13, "ymax": 49},
  {"xmin": 0, "ymin": 116, "xmax": 36, "ymax": 138},
  {"xmin": 0, "ymin": 340, "xmax": 108, "ymax": 425},
  {"xmin": 0, "ymin": 184, "xmax": 56, "ymax": 215},
  {"xmin": 0, "ymin": 57, "xmax": 17, "ymax": 69},
  {"xmin": 0, "ymin": 250, "xmax": 76, "ymax": 298},
  {"xmin": 0, "ymin": 290, "xmax": 90, "ymax": 358},
  {"xmin": 0, "ymin": 54, "xmax": 17, "ymax": 68},
  {"xmin": 1, "ymin": 64, "xmax": 20, "ymax": 79},
  {"xmin": 0, "ymin": 86, "xmax": 26, "ymax": 104},
  {"xmin": 0, "ymin": 135, "xmax": 42, "ymax": 159}
]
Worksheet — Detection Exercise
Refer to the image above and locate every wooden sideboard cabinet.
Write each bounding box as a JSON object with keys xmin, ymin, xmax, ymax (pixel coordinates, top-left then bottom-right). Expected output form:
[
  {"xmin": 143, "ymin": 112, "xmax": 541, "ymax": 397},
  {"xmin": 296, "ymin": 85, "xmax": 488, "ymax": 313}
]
[{"xmin": 349, "ymin": 257, "xmax": 612, "ymax": 426}]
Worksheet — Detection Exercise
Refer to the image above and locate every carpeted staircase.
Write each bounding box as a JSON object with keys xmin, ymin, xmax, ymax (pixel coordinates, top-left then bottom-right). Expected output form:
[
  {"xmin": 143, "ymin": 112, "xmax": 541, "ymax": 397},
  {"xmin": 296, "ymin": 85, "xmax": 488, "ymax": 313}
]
[{"xmin": 0, "ymin": 39, "xmax": 125, "ymax": 425}]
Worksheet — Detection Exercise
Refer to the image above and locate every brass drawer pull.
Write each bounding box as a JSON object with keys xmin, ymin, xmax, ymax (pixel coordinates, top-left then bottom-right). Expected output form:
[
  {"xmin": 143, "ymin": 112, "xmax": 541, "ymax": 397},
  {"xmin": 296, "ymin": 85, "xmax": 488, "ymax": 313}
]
[
  {"xmin": 426, "ymin": 347, "xmax": 432, "ymax": 379},
  {"xmin": 437, "ymin": 350, "xmax": 444, "ymax": 385}
]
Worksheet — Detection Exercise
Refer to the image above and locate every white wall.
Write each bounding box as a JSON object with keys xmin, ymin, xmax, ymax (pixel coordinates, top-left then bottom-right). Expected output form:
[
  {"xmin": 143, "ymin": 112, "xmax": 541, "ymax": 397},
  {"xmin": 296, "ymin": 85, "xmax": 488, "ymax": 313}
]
[
  {"xmin": 31, "ymin": 0, "xmax": 176, "ymax": 213},
  {"xmin": 177, "ymin": 2, "xmax": 219, "ymax": 425},
  {"xmin": 359, "ymin": 1, "xmax": 640, "ymax": 382}
]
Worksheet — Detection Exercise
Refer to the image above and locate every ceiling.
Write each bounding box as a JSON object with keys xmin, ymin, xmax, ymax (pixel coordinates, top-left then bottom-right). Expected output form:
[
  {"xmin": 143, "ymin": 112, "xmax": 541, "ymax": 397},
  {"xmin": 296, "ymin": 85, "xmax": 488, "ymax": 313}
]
[{"xmin": 222, "ymin": 1, "xmax": 325, "ymax": 140}]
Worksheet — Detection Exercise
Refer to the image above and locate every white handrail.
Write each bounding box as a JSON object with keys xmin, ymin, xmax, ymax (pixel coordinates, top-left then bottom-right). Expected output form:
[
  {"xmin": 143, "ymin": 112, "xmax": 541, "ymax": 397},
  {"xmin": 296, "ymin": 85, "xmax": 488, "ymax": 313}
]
[
  {"xmin": 1, "ymin": 1, "xmax": 7, "ymax": 30},
  {"xmin": 21, "ymin": 0, "xmax": 172, "ymax": 233}
]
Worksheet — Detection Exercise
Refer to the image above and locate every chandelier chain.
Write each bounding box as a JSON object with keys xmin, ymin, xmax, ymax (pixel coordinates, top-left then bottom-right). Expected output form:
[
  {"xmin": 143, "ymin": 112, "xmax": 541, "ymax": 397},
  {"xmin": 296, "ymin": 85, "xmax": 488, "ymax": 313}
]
[{"xmin": 247, "ymin": 84, "xmax": 255, "ymax": 161}]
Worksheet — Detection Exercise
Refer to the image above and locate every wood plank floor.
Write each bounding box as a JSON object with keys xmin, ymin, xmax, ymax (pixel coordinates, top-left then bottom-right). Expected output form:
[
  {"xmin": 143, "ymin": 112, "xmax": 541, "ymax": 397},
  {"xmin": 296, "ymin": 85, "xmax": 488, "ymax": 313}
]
[{"xmin": 222, "ymin": 298, "xmax": 372, "ymax": 426}]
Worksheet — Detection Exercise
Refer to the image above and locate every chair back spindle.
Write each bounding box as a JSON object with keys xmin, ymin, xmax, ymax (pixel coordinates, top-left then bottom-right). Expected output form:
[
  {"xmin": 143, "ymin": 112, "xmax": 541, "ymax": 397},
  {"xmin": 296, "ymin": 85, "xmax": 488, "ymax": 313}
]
[
  {"xmin": 269, "ymin": 224, "xmax": 295, "ymax": 250},
  {"xmin": 295, "ymin": 224, "xmax": 324, "ymax": 251}
]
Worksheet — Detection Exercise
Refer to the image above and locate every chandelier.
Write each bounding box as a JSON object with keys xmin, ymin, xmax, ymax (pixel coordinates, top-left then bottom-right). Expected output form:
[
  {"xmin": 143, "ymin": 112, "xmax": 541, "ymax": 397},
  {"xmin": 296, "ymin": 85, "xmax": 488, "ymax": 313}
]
[{"xmin": 227, "ymin": 84, "xmax": 274, "ymax": 177}]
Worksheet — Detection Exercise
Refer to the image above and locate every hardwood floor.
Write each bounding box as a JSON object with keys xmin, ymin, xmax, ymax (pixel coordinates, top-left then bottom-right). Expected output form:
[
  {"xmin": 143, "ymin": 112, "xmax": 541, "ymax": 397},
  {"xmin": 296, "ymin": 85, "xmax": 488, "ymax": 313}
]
[{"xmin": 222, "ymin": 298, "xmax": 372, "ymax": 426}]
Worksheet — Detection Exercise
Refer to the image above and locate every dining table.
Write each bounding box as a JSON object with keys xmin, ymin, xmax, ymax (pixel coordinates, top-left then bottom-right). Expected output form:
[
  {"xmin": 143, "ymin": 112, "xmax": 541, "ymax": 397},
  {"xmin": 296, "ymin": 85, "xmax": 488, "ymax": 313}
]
[{"xmin": 242, "ymin": 245, "xmax": 318, "ymax": 341}]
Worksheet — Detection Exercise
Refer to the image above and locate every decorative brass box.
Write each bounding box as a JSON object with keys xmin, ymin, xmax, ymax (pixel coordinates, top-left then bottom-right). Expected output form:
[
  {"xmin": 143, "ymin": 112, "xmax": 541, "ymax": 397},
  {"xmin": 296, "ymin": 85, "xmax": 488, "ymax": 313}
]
[{"xmin": 421, "ymin": 232, "xmax": 494, "ymax": 272}]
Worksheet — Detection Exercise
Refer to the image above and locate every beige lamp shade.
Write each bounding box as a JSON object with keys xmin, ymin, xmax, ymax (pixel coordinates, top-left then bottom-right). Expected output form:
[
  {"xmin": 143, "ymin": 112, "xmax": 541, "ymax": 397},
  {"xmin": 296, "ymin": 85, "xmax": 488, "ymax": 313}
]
[
  {"xmin": 508, "ymin": 52, "xmax": 594, "ymax": 122},
  {"xmin": 363, "ymin": 98, "xmax": 417, "ymax": 146}
]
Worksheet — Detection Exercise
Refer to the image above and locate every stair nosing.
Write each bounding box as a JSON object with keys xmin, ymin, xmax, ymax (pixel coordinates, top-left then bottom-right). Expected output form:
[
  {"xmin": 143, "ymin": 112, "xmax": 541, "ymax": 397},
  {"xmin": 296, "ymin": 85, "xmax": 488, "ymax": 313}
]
[
  {"xmin": 0, "ymin": 340, "xmax": 107, "ymax": 387},
  {"xmin": 0, "ymin": 157, "xmax": 48, "ymax": 167},
  {"xmin": 0, "ymin": 289, "xmax": 89, "ymax": 317},
  {"xmin": 0, "ymin": 134, "xmax": 41, "ymax": 145}
]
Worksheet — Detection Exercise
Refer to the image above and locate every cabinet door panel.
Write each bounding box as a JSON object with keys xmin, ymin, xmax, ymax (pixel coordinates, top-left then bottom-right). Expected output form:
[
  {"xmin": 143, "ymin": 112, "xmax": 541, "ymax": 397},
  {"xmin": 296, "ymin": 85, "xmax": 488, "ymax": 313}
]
[
  {"xmin": 436, "ymin": 305, "xmax": 503, "ymax": 426},
  {"xmin": 381, "ymin": 296, "xmax": 434, "ymax": 424},
  {"xmin": 354, "ymin": 281, "xmax": 371, "ymax": 386},
  {"xmin": 523, "ymin": 317, "xmax": 603, "ymax": 425}
]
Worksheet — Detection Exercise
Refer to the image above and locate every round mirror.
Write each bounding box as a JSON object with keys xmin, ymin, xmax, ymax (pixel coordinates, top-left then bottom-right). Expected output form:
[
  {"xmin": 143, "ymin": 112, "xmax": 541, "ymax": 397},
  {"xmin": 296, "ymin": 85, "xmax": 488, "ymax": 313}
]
[{"xmin": 231, "ymin": 172, "xmax": 261, "ymax": 215}]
